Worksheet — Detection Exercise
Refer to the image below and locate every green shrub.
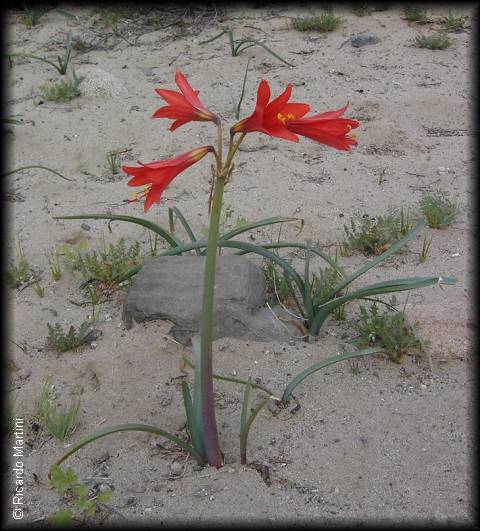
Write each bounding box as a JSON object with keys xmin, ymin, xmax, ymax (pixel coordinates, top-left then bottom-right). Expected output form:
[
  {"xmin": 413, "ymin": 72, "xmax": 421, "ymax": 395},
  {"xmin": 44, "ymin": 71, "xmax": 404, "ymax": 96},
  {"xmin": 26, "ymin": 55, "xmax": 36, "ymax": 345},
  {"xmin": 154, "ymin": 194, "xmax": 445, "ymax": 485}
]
[{"xmin": 291, "ymin": 12, "xmax": 342, "ymax": 32}]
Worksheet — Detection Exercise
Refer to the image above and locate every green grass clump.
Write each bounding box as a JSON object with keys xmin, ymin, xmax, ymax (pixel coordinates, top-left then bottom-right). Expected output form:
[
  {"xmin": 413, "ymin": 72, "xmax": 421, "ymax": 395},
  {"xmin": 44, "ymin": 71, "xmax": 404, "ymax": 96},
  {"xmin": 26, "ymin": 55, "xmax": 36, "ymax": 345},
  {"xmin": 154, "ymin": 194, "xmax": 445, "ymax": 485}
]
[
  {"xmin": 353, "ymin": 301, "xmax": 424, "ymax": 363},
  {"xmin": 106, "ymin": 150, "xmax": 120, "ymax": 174},
  {"xmin": 415, "ymin": 32, "xmax": 451, "ymax": 50},
  {"xmin": 403, "ymin": 6, "xmax": 433, "ymax": 24},
  {"xmin": 44, "ymin": 398, "xmax": 80, "ymax": 440},
  {"xmin": 419, "ymin": 194, "xmax": 459, "ymax": 228},
  {"xmin": 46, "ymin": 322, "xmax": 92, "ymax": 353},
  {"xmin": 60, "ymin": 238, "xmax": 143, "ymax": 287},
  {"xmin": 94, "ymin": 6, "xmax": 135, "ymax": 28},
  {"xmin": 4, "ymin": 245, "xmax": 31, "ymax": 288},
  {"xmin": 342, "ymin": 208, "xmax": 413, "ymax": 256},
  {"xmin": 441, "ymin": 11, "xmax": 465, "ymax": 31},
  {"xmin": 33, "ymin": 377, "xmax": 80, "ymax": 440},
  {"xmin": 19, "ymin": 5, "xmax": 46, "ymax": 27},
  {"xmin": 40, "ymin": 73, "xmax": 84, "ymax": 103},
  {"xmin": 291, "ymin": 12, "xmax": 342, "ymax": 33},
  {"xmin": 33, "ymin": 377, "xmax": 56, "ymax": 421}
]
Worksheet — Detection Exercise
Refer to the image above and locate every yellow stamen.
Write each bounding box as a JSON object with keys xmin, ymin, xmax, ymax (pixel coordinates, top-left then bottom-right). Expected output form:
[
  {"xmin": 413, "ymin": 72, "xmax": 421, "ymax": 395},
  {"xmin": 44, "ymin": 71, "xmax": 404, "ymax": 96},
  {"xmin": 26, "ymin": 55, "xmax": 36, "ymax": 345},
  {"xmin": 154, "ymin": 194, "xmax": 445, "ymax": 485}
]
[{"xmin": 277, "ymin": 112, "xmax": 295, "ymax": 124}]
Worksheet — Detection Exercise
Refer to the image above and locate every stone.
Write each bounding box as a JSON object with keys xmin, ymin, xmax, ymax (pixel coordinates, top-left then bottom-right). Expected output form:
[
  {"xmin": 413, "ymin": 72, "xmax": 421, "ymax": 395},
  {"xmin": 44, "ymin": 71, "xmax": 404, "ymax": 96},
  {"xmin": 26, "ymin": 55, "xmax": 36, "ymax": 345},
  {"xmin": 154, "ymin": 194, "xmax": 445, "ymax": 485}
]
[
  {"xmin": 76, "ymin": 67, "xmax": 129, "ymax": 99},
  {"xmin": 122, "ymin": 256, "xmax": 301, "ymax": 342},
  {"xmin": 351, "ymin": 32, "xmax": 380, "ymax": 48}
]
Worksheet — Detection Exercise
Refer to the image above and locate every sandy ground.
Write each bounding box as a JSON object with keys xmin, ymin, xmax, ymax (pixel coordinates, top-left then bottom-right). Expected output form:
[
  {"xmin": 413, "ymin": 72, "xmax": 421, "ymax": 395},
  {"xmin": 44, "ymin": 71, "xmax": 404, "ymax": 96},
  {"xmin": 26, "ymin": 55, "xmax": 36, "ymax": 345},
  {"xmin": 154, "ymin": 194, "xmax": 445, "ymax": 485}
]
[{"xmin": 3, "ymin": 3, "xmax": 476, "ymax": 527}]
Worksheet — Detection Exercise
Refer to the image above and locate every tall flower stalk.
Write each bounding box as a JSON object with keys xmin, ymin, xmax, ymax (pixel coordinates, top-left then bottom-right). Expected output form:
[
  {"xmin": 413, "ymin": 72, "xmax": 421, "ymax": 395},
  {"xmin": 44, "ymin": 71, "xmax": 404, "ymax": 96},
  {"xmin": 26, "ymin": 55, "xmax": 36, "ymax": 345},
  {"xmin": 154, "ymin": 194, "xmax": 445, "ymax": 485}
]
[{"xmin": 199, "ymin": 126, "xmax": 246, "ymax": 465}]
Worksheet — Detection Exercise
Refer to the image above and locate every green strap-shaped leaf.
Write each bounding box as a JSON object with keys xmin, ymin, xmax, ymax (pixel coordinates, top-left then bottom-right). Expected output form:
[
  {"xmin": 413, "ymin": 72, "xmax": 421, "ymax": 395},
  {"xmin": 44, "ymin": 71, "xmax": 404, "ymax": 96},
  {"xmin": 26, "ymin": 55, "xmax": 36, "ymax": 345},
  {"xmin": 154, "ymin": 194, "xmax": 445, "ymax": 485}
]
[
  {"xmin": 169, "ymin": 206, "xmax": 200, "ymax": 255},
  {"xmin": 3, "ymin": 165, "xmax": 72, "ymax": 181},
  {"xmin": 183, "ymin": 355, "xmax": 275, "ymax": 396},
  {"xmin": 50, "ymin": 423, "xmax": 204, "ymax": 474},
  {"xmin": 219, "ymin": 216, "xmax": 300, "ymax": 242},
  {"xmin": 235, "ymin": 58, "xmax": 251, "ymax": 119},
  {"xmin": 240, "ymin": 388, "xmax": 270, "ymax": 464},
  {"xmin": 282, "ymin": 347, "xmax": 385, "ymax": 403},
  {"xmin": 309, "ymin": 275, "xmax": 456, "ymax": 338},
  {"xmin": 53, "ymin": 214, "xmax": 182, "ymax": 248},
  {"xmin": 330, "ymin": 219, "xmax": 427, "ymax": 296},
  {"xmin": 233, "ymin": 38, "xmax": 294, "ymax": 66},
  {"xmin": 5, "ymin": 52, "xmax": 64, "ymax": 74},
  {"xmin": 182, "ymin": 381, "xmax": 205, "ymax": 460},
  {"xmin": 199, "ymin": 29, "xmax": 230, "ymax": 45}
]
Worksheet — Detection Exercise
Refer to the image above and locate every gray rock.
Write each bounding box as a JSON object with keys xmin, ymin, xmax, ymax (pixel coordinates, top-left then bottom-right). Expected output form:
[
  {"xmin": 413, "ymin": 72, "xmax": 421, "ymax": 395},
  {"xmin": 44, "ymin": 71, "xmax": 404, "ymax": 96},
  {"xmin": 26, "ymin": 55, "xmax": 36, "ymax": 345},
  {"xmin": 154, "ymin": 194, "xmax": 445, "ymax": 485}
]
[
  {"xmin": 122, "ymin": 256, "xmax": 301, "ymax": 342},
  {"xmin": 351, "ymin": 32, "xmax": 380, "ymax": 48}
]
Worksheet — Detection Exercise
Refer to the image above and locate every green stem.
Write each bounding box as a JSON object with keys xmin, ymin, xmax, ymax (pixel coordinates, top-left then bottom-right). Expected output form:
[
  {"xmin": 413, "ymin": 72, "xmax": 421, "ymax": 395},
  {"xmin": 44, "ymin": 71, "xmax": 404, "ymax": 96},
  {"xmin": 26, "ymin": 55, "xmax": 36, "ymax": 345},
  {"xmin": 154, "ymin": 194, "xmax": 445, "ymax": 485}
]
[{"xmin": 199, "ymin": 175, "xmax": 225, "ymax": 467}]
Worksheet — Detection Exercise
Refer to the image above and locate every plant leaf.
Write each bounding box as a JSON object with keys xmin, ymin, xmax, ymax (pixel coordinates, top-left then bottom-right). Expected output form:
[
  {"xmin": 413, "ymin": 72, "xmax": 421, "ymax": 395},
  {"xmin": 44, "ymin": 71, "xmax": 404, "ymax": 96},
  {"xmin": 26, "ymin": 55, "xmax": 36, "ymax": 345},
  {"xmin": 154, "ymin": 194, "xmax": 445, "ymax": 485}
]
[
  {"xmin": 282, "ymin": 347, "xmax": 385, "ymax": 403},
  {"xmin": 219, "ymin": 216, "xmax": 300, "ymax": 242},
  {"xmin": 50, "ymin": 423, "xmax": 204, "ymax": 472},
  {"xmin": 309, "ymin": 275, "xmax": 456, "ymax": 337},
  {"xmin": 3, "ymin": 165, "xmax": 72, "ymax": 181},
  {"xmin": 53, "ymin": 214, "xmax": 182, "ymax": 248},
  {"xmin": 199, "ymin": 29, "xmax": 229, "ymax": 45},
  {"xmin": 330, "ymin": 219, "xmax": 427, "ymax": 297},
  {"xmin": 183, "ymin": 355, "xmax": 275, "ymax": 396},
  {"xmin": 169, "ymin": 207, "xmax": 200, "ymax": 255},
  {"xmin": 235, "ymin": 58, "xmax": 251, "ymax": 119},
  {"xmin": 234, "ymin": 38, "xmax": 294, "ymax": 66}
]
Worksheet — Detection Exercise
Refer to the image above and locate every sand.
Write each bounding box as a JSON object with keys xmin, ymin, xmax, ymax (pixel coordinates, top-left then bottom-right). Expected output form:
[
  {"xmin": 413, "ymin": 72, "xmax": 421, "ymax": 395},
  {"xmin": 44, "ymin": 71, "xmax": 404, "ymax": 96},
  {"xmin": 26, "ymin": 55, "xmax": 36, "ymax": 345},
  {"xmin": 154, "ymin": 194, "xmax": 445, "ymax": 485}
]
[{"xmin": 3, "ymin": 3, "xmax": 475, "ymax": 527}]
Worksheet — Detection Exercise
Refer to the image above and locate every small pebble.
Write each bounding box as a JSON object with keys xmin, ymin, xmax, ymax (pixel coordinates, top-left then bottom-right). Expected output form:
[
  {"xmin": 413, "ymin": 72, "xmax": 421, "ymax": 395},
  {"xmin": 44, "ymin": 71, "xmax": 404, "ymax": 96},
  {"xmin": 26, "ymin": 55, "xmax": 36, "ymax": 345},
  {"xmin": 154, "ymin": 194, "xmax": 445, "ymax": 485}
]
[{"xmin": 170, "ymin": 462, "xmax": 183, "ymax": 476}]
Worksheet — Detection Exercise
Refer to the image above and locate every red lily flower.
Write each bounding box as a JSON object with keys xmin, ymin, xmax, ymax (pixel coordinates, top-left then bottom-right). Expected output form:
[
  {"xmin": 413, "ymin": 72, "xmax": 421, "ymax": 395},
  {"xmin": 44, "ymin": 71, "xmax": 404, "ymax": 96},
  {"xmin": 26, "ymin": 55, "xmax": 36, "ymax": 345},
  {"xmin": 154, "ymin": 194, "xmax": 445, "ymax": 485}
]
[
  {"xmin": 123, "ymin": 146, "xmax": 214, "ymax": 212},
  {"xmin": 286, "ymin": 104, "xmax": 359, "ymax": 151},
  {"xmin": 231, "ymin": 80, "xmax": 310, "ymax": 142},
  {"xmin": 153, "ymin": 71, "xmax": 219, "ymax": 131}
]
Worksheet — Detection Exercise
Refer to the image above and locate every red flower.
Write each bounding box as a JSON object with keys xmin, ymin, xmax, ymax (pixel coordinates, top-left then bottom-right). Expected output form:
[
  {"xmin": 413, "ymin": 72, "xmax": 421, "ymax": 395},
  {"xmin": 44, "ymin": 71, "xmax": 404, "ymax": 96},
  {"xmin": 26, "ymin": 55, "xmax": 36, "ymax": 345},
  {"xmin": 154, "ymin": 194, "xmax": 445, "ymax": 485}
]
[
  {"xmin": 153, "ymin": 71, "xmax": 219, "ymax": 131},
  {"xmin": 231, "ymin": 80, "xmax": 310, "ymax": 142},
  {"xmin": 286, "ymin": 104, "xmax": 359, "ymax": 151},
  {"xmin": 123, "ymin": 146, "xmax": 214, "ymax": 212}
]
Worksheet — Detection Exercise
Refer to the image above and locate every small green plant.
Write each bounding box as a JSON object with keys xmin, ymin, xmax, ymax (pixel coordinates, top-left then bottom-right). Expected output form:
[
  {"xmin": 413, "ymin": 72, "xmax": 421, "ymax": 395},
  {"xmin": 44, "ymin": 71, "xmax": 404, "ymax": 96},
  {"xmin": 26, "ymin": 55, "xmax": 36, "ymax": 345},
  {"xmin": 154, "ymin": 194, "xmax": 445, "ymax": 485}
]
[
  {"xmin": 106, "ymin": 150, "xmax": 120, "ymax": 174},
  {"xmin": 351, "ymin": 4, "xmax": 373, "ymax": 16},
  {"xmin": 7, "ymin": 31, "xmax": 74, "ymax": 75},
  {"xmin": 415, "ymin": 32, "xmax": 451, "ymax": 50},
  {"xmin": 403, "ymin": 6, "xmax": 433, "ymax": 24},
  {"xmin": 199, "ymin": 27, "xmax": 294, "ymax": 66},
  {"xmin": 60, "ymin": 238, "xmax": 143, "ymax": 287},
  {"xmin": 44, "ymin": 398, "xmax": 80, "ymax": 440},
  {"xmin": 419, "ymin": 194, "xmax": 459, "ymax": 228},
  {"xmin": 32, "ymin": 275, "xmax": 45, "ymax": 298},
  {"xmin": 46, "ymin": 251, "xmax": 62, "ymax": 281},
  {"xmin": 33, "ymin": 377, "xmax": 56, "ymax": 422},
  {"xmin": 4, "ymin": 244, "xmax": 31, "ymax": 288},
  {"xmin": 441, "ymin": 11, "xmax": 465, "ymax": 31},
  {"xmin": 94, "ymin": 5, "xmax": 135, "ymax": 28},
  {"xmin": 291, "ymin": 12, "xmax": 342, "ymax": 32},
  {"xmin": 46, "ymin": 321, "xmax": 92, "ymax": 353},
  {"xmin": 40, "ymin": 70, "xmax": 84, "ymax": 103},
  {"xmin": 84, "ymin": 284, "xmax": 101, "ymax": 321},
  {"xmin": 264, "ymin": 259, "xmax": 294, "ymax": 306},
  {"xmin": 349, "ymin": 359, "xmax": 361, "ymax": 375},
  {"xmin": 419, "ymin": 234, "xmax": 433, "ymax": 263},
  {"xmin": 19, "ymin": 4, "xmax": 47, "ymax": 27},
  {"xmin": 48, "ymin": 465, "xmax": 112, "ymax": 526},
  {"xmin": 353, "ymin": 301, "xmax": 424, "ymax": 363},
  {"xmin": 342, "ymin": 209, "xmax": 413, "ymax": 256}
]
